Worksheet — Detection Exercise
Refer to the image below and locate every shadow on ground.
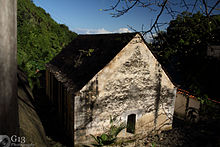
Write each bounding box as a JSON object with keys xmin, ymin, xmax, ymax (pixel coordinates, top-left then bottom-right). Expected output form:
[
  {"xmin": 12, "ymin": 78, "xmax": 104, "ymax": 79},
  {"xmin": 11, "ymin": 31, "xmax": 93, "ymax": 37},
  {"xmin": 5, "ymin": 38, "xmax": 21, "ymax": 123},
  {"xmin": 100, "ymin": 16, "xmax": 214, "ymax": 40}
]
[{"xmin": 145, "ymin": 117, "xmax": 220, "ymax": 147}]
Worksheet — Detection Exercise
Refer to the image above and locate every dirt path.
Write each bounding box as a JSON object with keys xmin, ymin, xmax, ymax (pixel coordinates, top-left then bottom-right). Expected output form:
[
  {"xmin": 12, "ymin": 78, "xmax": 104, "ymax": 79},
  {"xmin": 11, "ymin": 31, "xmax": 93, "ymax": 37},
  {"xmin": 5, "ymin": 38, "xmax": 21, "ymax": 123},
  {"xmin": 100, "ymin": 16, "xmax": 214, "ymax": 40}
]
[{"xmin": 144, "ymin": 117, "xmax": 220, "ymax": 147}]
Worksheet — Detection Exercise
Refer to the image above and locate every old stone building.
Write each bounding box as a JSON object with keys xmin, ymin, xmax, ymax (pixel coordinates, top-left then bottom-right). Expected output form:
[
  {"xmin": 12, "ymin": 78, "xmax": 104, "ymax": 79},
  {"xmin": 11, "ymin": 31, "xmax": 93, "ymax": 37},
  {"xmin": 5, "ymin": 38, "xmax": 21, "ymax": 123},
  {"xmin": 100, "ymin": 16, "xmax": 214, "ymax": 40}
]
[{"xmin": 45, "ymin": 32, "xmax": 177, "ymax": 144}]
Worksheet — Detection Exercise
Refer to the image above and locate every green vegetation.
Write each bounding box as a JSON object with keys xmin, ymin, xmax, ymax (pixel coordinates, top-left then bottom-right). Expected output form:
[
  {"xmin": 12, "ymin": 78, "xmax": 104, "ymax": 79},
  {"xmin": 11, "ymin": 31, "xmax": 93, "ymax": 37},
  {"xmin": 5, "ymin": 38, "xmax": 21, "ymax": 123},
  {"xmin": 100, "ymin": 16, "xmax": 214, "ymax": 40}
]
[
  {"xmin": 17, "ymin": 0, "xmax": 77, "ymax": 88},
  {"xmin": 151, "ymin": 12, "xmax": 220, "ymax": 99},
  {"xmin": 90, "ymin": 116, "xmax": 126, "ymax": 146}
]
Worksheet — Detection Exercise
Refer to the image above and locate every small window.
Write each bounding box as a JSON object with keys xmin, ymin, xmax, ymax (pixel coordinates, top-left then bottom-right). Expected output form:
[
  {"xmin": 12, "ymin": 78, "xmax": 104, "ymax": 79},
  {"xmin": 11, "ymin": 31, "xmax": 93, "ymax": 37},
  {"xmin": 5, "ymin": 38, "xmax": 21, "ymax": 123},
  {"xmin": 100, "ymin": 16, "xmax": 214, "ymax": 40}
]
[{"xmin": 126, "ymin": 114, "xmax": 136, "ymax": 134}]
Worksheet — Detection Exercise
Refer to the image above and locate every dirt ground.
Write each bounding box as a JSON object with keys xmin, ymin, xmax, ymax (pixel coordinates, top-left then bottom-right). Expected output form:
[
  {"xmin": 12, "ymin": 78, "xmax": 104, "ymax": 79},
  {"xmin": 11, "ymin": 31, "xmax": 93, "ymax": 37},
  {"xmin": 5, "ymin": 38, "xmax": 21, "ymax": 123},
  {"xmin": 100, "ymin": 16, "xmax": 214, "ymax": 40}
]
[
  {"xmin": 144, "ymin": 117, "xmax": 220, "ymax": 147},
  {"xmin": 111, "ymin": 116, "xmax": 220, "ymax": 147}
]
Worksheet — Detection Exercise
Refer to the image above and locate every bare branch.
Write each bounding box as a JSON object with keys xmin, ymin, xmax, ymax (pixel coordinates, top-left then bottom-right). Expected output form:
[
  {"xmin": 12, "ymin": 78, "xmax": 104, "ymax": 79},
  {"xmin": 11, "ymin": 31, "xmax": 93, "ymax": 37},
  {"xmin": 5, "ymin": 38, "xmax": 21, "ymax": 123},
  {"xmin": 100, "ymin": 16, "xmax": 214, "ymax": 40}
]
[
  {"xmin": 202, "ymin": 0, "xmax": 209, "ymax": 16},
  {"xmin": 105, "ymin": 0, "xmax": 139, "ymax": 17},
  {"xmin": 104, "ymin": 0, "xmax": 121, "ymax": 11},
  {"xmin": 127, "ymin": 25, "xmax": 137, "ymax": 32},
  {"xmin": 192, "ymin": 0, "xmax": 199, "ymax": 13},
  {"xmin": 150, "ymin": 31, "xmax": 155, "ymax": 41},
  {"xmin": 165, "ymin": 5, "xmax": 175, "ymax": 19},
  {"xmin": 143, "ymin": 0, "xmax": 168, "ymax": 35},
  {"xmin": 104, "ymin": 0, "xmax": 219, "ymax": 39},
  {"xmin": 137, "ymin": 1, "xmax": 154, "ymax": 8},
  {"xmin": 182, "ymin": 0, "xmax": 189, "ymax": 11},
  {"xmin": 208, "ymin": 0, "xmax": 220, "ymax": 15}
]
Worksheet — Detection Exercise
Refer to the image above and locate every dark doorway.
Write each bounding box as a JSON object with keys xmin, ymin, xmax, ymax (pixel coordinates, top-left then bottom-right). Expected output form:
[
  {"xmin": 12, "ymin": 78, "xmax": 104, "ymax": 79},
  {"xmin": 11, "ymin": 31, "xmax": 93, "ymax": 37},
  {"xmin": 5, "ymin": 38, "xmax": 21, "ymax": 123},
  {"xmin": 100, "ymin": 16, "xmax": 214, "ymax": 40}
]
[{"xmin": 127, "ymin": 114, "xmax": 136, "ymax": 134}]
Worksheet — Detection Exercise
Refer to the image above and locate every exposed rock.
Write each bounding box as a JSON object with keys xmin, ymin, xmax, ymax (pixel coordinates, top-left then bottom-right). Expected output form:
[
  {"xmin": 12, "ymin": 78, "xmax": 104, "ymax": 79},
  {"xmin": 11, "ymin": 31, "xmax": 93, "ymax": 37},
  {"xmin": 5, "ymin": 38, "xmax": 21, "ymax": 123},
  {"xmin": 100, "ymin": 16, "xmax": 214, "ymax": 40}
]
[{"xmin": 18, "ymin": 70, "xmax": 48, "ymax": 147}]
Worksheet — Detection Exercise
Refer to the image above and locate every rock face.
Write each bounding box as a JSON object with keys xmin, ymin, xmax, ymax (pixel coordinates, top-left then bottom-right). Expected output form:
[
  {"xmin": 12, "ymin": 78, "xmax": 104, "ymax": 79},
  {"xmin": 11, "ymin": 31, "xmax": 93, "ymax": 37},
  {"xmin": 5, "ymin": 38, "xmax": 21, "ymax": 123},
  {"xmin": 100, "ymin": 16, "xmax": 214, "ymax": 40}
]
[
  {"xmin": 18, "ymin": 70, "xmax": 48, "ymax": 147},
  {"xmin": 74, "ymin": 34, "xmax": 177, "ymax": 143}
]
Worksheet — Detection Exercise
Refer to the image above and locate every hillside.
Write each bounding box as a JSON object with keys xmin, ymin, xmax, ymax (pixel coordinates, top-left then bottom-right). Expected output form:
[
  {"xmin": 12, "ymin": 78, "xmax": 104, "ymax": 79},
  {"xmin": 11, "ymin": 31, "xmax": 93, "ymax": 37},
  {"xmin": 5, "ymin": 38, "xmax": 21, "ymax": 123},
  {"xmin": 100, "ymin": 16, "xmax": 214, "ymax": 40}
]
[{"xmin": 17, "ymin": 0, "xmax": 77, "ymax": 88}]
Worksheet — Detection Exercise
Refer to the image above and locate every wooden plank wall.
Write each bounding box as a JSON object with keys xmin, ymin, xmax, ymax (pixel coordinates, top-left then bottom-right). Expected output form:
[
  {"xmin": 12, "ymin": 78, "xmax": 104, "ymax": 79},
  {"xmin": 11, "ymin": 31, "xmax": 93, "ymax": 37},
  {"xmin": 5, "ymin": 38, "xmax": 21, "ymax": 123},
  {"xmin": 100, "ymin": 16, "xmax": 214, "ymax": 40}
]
[{"xmin": 45, "ymin": 70, "xmax": 74, "ymax": 140}]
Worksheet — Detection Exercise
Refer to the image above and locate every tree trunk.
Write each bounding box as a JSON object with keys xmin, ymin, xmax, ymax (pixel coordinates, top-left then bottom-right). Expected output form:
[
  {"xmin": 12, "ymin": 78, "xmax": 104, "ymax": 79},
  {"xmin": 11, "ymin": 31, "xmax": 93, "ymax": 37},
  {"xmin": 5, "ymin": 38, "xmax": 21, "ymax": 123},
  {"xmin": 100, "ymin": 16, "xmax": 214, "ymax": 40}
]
[{"xmin": 0, "ymin": 0, "xmax": 18, "ymax": 136}]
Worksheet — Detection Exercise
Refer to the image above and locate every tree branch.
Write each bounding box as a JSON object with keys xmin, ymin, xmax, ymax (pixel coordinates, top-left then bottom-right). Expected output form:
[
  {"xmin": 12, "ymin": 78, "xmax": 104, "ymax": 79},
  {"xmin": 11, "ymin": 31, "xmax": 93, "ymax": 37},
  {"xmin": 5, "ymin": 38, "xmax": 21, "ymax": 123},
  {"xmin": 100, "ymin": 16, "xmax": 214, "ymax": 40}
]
[
  {"xmin": 104, "ymin": 0, "xmax": 121, "ymax": 11},
  {"xmin": 192, "ymin": 0, "xmax": 198, "ymax": 13},
  {"xmin": 202, "ymin": 0, "xmax": 209, "ymax": 16},
  {"xmin": 182, "ymin": 0, "xmax": 189, "ymax": 11},
  {"xmin": 143, "ymin": 0, "xmax": 168, "ymax": 35},
  {"xmin": 208, "ymin": 0, "xmax": 220, "ymax": 15},
  {"xmin": 105, "ymin": 0, "xmax": 139, "ymax": 17}
]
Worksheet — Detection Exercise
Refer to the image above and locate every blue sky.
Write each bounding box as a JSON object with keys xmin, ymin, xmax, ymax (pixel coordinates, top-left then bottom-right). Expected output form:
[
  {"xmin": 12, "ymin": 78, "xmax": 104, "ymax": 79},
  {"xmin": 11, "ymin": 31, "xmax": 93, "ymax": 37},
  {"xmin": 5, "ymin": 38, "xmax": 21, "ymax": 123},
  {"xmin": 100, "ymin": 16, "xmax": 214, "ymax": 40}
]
[
  {"xmin": 32, "ymin": 0, "xmax": 219, "ymax": 36},
  {"xmin": 32, "ymin": 0, "xmax": 170, "ymax": 35}
]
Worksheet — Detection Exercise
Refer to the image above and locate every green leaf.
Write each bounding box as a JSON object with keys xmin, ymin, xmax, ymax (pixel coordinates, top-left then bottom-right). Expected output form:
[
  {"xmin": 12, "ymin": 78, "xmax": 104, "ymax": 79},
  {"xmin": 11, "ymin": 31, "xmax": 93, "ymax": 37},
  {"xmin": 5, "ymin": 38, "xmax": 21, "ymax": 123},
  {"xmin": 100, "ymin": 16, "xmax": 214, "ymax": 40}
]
[
  {"xmin": 100, "ymin": 134, "xmax": 109, "ymax": 141},
  {"xmin": 179, "ymin": 39, "xmax": 184, "ymax": 44},
  {"xmin": 90, "ymin": 134, "xmax": 100, "ymax": 144}
]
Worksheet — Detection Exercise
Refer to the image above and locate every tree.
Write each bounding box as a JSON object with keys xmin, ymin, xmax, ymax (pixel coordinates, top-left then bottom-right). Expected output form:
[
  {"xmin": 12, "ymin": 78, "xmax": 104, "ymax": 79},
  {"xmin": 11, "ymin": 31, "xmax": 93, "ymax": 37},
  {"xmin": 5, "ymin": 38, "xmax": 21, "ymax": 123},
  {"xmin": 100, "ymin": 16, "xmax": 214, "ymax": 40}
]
[
  {"xmin": 153, "ymin": 12, "xmax": 220, "ymax": 60},
  {"xmin": 152, "ymin": 12, "xmax": 220, "ymax": 99}
]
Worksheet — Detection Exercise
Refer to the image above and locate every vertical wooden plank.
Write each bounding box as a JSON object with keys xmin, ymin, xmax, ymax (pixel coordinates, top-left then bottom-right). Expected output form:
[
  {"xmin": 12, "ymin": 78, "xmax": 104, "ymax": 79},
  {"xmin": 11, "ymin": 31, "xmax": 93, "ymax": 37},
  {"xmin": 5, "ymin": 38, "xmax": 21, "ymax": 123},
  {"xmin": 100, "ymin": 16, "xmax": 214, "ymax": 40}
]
[
  {"xmin": 60, "ymin": 84, "xmax": 63, "ymax": 125},
  {"xmin": 0, "ymin": 0, "xmax": 18, "ymax": 136},
  {"xmin": 67, "ymin": 93, "xmax": 70, "ymax": 132},
  {"xmin": 53, "ymin": 77, "xmax": 58, "ymax": 106},
  {"xmin": 48, "ymin": 72, "xmax": 51, "ymax": 100},
  {"xmin": 66, "ymin": 91, "xmax": 68, "ymax": 131},
  {"xmin": 49, "ymin": 73, "xmax": 53, "ymax": 103},
  {"xmin": 46, "ymin": 70, "xmax": 49, "ymax": 96},
  {"xmin": 58, "ymin": 82, "xmax": 60, "ymax": 116},
  {"xmin": 51, "ymin": 74, "xmax": 54, "ymax": 104},
  {"xmin": 71, "ymin": 93, "xmax": 74, "ymax": 142},
  {"xmin": 48, "ymin": 72, "xmax": 50, "ymax": 101},
  {"xmin": 58, "ymin": 82, "xmax": 62, "ymax": 120},
  {"xmin": 67, "ymin": 92, "xmax": 73, "ymax": 136},
  {"xmin": 63, "ymin": 88, "xmax": 67, "ymax": 130}
]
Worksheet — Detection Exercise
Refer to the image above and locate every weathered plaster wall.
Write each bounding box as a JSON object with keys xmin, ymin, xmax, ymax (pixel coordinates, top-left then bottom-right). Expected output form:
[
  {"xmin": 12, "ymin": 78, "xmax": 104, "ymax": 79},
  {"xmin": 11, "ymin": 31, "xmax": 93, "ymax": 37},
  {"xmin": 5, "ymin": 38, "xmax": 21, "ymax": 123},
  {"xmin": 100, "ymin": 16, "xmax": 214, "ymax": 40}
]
[
  {"xmin": 174, "ymin": 93, "xmax": 187, "ymax": 119},
  {"xmin": 174, "ymin": 93, "xmax": 200, "ymax": 122},
  {"xmin": 74, "ymin": 34, "xmax": 176, "ymax": 143}
]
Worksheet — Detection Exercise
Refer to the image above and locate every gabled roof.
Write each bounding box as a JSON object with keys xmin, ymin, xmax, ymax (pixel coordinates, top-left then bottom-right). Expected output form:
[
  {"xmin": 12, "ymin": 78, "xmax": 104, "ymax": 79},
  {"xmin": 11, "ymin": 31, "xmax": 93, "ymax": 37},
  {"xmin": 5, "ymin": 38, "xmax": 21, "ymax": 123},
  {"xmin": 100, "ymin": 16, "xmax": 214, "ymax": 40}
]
[{"xmin": 46, "ymin": 32, "xmax": 138, "ymax": 93}]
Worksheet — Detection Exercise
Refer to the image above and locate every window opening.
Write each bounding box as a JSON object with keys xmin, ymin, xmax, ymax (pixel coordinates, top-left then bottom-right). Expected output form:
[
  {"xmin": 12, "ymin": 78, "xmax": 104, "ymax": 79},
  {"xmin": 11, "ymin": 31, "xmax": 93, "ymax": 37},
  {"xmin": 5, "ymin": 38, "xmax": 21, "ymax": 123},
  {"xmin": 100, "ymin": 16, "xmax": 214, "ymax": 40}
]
[{"xmin": 126, "ymin": 114, "xmax": 136, "ymax": 133}]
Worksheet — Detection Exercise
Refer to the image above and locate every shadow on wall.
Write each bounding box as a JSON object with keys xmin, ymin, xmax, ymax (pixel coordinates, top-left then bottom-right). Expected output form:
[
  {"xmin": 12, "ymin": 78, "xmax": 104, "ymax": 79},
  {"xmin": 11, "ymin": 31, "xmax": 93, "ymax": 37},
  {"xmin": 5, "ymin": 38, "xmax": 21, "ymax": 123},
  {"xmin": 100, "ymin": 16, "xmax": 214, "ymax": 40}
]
[
  {"xmin": 174, "ymin": 92, "xmax": 200, "ymax": 123},
  {"xmin": 74, "ymin": 62, "xmax": 176, "ymax": 144}
]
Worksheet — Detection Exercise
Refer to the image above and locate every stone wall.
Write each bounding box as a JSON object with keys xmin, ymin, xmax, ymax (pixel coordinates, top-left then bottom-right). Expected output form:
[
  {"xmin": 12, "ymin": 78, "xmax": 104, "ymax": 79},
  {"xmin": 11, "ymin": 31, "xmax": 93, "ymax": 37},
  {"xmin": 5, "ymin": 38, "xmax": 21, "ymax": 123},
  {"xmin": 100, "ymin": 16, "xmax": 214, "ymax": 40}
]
[{"xmin": 74, "ymin": 34, "xmax": 176, "ymax": 144}]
